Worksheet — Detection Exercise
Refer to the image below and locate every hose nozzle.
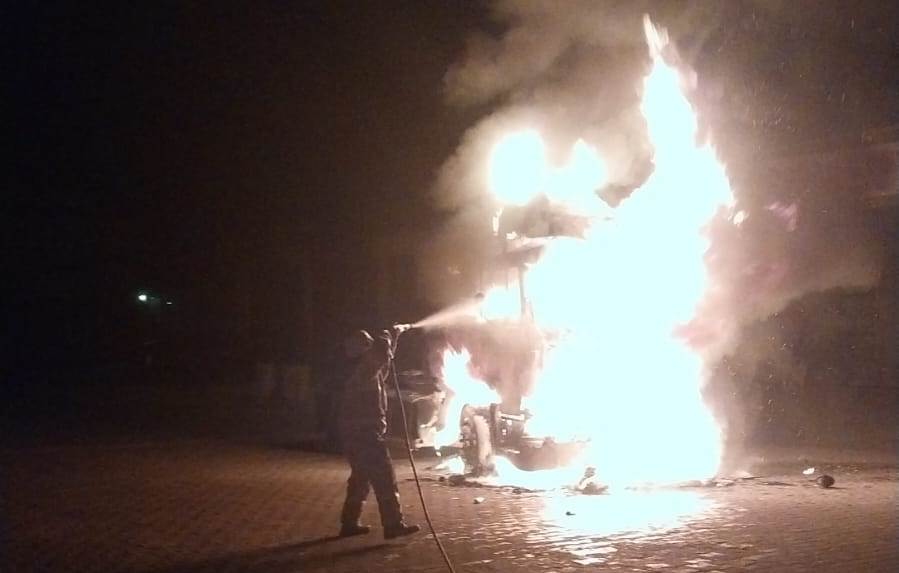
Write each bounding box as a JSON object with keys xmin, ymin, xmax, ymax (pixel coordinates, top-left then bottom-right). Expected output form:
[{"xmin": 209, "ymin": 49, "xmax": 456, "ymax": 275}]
[{"xmin": 393, "ymin": 323, "xmax": 413, "ymax": 334}]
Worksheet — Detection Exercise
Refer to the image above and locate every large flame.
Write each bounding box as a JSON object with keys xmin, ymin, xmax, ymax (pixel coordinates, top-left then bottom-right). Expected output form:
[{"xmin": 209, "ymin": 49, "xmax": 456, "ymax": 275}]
[
  {"xmin": 440, "ymin": 18, "xmax": 732, "ymax": 487},
  {"xmin": 488, "ymin": 131, "xmax": 610, "ymax": 216},
  {"xmin": 488, "ymin": 130, "xmax": 548, "ymax": 206},
  {"xmin": 434, "ymin": 349, "xmax": 500, "ymax": 449}
]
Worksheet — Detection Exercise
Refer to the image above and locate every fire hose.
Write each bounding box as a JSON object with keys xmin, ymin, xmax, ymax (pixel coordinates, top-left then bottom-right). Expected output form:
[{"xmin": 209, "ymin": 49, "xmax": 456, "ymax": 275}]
[{"xmin": 390, "ymin": 324, "xmax": 458, "ymax": 573}]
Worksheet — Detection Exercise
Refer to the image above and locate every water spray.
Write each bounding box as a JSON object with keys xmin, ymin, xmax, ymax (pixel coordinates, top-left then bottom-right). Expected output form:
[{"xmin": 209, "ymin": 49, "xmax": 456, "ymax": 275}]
[{"xmin": 400, "ymin": 293, "xmax": 486, "ymax": 331}]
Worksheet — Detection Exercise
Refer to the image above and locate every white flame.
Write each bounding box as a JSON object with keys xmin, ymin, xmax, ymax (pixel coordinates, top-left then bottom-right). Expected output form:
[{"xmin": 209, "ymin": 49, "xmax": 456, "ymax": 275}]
[
  {"xmin": 478, "ymin": 284, "xmax": 522, "ymax": 321},
  {"xmin": 487, "ymin": 133, "xmax": 609, "ymax": 216},
  {"xmin": 441, "ymin": 18, "xmax": 731, "ymax": 487},
  {"xmin": 545, "ymin": 139, "xmax": 610, "ymax": 216},
  {"xmin": 487, "ymin": 130, "xmax": 547, "ymax": 206},
  {"xmin": 435, "ymin": 349, "xmax": 500, "ymax": 449}
]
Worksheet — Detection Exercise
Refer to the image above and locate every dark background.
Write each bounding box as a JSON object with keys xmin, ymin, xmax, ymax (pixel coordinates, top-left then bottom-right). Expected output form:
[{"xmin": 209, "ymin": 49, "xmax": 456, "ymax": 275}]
[{"xmin": 5, "ymin": 2, "xmax": 484, "ymax": 385}]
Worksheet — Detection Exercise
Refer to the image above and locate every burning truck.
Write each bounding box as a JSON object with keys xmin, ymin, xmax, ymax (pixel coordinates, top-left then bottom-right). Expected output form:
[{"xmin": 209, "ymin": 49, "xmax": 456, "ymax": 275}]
[
  {"xmin": 395, "ymin": 19, "xmax": 731, "ymax": 488},
  {"xmin": 423, "ymin": 201, "xmax": 597, "ymax": 476}
]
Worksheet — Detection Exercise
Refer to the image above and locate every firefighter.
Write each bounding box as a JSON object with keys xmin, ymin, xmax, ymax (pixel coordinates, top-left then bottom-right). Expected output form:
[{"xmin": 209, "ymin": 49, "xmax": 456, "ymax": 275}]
[{"xmin": 338, "ymin": 328, "xmax": 420, "ymax": 540}]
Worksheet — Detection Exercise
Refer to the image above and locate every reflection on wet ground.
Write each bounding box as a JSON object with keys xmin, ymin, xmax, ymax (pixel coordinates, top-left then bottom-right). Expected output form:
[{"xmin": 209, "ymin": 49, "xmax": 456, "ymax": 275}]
[
  {"xmin": 427, "ymin": 482, "xmax": 727, "ymax": 570},
  {"xmin": 541, "ymin": 489, "xmax": 714, "ymax": 538},
  {"xmin": 425, "ymin": 466, "xmax": 724, "ymax": 569},
  {"xmin": 428, "ymin": 457, "xmax": 717, "ymax": 540},
  {"xmin": 537, "ymin": 490, "xmax": 716, "ymax": 565},
  {"xmin": 425, "ymin": 453, "xmax": 722, "ymax": 564},
  {"xmin": 419, "ymin": 460, "xmax": 898, "ymax": 571}
]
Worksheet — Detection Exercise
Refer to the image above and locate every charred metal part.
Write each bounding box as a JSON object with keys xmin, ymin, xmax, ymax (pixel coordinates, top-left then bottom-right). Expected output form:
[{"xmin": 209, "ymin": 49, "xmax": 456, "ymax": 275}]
[
  {"xmin": 460, "ymin": 405, "xmax": 495, "ymax": 476},
  {"xmin": 447, "ymin": 475, "xmax": 467, "ymax": 486},
  {"xmin": 816, "ymin": 474, "xmax": 836, "ymax": 488}
]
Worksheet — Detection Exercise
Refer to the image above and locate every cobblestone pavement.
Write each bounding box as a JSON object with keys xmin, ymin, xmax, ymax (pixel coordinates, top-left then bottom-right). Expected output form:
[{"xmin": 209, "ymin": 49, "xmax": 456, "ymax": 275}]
[{"xmin": 2, "ymin": 439, "xmax": 897, "ymax": 573}]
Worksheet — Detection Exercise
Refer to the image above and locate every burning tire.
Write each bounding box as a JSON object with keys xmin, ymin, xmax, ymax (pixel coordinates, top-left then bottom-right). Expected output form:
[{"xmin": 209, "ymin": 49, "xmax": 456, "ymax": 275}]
[{"xmin": 457, "ymin": 402, "xmax": 587, "ymax": 475}]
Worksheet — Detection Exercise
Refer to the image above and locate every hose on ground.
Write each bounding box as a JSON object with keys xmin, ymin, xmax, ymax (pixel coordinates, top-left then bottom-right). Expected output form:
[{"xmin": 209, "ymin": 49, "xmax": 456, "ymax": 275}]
[{"xmin": 389, "ymin": 360, "xmax": 458, "ymax": 573}]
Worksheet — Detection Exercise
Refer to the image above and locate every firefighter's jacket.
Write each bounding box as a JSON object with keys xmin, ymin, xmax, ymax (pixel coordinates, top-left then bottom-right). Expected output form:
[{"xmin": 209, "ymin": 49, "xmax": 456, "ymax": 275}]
[{"xmin": 339, "ymin": 335, "xmax": 394, "ymax": 438}]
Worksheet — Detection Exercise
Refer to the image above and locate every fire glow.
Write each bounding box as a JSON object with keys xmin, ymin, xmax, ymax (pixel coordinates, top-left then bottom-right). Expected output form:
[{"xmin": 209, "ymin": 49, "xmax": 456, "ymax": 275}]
[
  {"xmin": 438, "ymin": 18, "xmax": 732, "ymax": 487},
  {"xmin": 434, "ymin": 350, "xmax": 500, "ymax": 449}
]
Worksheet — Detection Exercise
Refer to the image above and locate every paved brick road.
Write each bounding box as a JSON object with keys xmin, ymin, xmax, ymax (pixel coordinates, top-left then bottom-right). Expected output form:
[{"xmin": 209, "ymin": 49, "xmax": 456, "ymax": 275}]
[{"xmin": 2, "ymin": 439, "xmax": 897, "ymax": 573}]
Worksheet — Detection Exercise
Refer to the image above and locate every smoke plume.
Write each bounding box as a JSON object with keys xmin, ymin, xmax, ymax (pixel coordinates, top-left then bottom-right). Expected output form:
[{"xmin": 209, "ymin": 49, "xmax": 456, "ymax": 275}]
[{"xmin": 425, "ymin": 0, "xmax": 888, "ymax": 352}]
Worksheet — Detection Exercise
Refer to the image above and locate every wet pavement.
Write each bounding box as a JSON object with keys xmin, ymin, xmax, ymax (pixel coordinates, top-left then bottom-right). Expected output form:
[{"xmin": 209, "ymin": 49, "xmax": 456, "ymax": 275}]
[{"xmin": 2, "ymin": 438, "xmax": 897, "ymax": 572}]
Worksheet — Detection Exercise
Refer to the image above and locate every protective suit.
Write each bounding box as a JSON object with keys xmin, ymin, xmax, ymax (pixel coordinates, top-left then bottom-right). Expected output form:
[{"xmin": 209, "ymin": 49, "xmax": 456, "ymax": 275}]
[{"xmin": 338, "ymin": 329, "xmax": 419, "ymax": 540}]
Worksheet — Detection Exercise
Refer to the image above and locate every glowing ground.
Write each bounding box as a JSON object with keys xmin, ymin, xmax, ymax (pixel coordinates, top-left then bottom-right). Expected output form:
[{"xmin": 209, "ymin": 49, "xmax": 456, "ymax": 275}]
[{"xmin": 3, "ymin": 439, "xmax": 896, "ymax": 573}]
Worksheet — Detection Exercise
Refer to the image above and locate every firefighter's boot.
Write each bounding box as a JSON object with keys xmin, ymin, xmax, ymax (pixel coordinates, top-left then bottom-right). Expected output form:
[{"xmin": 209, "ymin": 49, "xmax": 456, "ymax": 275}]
[
  {"xmin": 339, "ymin": 523, "xmax": 372, "ymax": 537},
  {"xmin": 384, "ymin": 522, "xmax": 421, "ymax": 540}
]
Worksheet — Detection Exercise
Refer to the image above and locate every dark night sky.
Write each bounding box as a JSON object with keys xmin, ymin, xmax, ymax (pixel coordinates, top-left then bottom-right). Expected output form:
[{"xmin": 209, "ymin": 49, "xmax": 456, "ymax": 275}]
[
  {"xmin": 6, "ymin": 2, "xmax": 484, "ymax": 370},
  {"xmin": 5, "ymin": 2, "xmax": 897, "ymax": 375},
  {"xmin": 9, "ymin": 2, "xmax": 479, "ymax": 282}
]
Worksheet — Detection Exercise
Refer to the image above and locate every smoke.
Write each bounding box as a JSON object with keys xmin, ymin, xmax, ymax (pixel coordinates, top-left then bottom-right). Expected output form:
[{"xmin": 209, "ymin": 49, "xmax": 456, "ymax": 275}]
[
  {"xmin": 690, "ymin": 146, "xmax": 888, "ymax": 364},
  {"xmin": 425, "ymin": 0, "xmax": 888, "ymax": 344},
  {"xmin": 424, "ymin": 2, "xmax": 725, "ymax": 304},
  {"xmin": 443, "ymin": 1, "xmax": 724, "ymax": 108}
]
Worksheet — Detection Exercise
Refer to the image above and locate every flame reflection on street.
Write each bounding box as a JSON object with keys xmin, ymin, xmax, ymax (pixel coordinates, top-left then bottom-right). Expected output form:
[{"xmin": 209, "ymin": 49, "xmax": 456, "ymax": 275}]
[{"xmin": 535, "ymin": 490, "xmax": 715, "ymax": 558}]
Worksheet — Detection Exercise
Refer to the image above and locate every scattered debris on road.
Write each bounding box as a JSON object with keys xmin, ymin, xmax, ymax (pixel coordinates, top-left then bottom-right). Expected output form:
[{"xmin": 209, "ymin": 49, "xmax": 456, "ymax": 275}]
[{"xmin": 816, "ymin": 474, "xmax": 836, "ymax": 488}]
